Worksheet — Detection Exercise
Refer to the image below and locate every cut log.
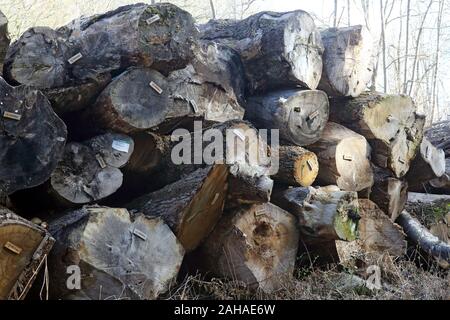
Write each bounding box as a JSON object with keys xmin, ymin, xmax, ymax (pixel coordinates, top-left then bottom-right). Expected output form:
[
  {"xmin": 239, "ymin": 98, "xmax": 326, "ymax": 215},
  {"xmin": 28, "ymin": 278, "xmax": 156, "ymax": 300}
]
[
  {"xmin": 45, "ymin": 133, "xmax": 134, "ymax": 207},
  {"xmin": 0, "ymin": 207, "xmax": 55, "ymax": 300},
  {"xmin": 425, "ymin": 121, "xmax": 450, "ymax": 156},
  {"xmin": 48, "ymin": 206, "xmax": 184, "ymax": 300},
  {"xmin": 358, "ymin": 199, "xmax": 407, "ymax": 256},
  {"xmin": 319, "ymin": 25, "xmax": 375, "ymax": 97},
  {"xmin": 196, "ymin": 203, "xmax": 299, "ymax": 293},
  {"xmin": 272, "ymin": 186, "xmax": 360, "ymax": 242},
  {"xmin": 128, "ymin": 165, "xmax": 228, "ymax": 252},
  {"xmin": 0, "ymin": 11, "xmax": 10, "ymax": 74},
  {"xmin": 330, "ymin": 93, "xmax": 425, "ymax": 177},
  {"xmin": 428, "ymin": 158, "xmax": 450, "ymax": 194},
  {"xmin": 271, "ymin": 146, "xmax": 319, "ymax": 187},
  {"xmin": 245, "ymin": 89, "xmax": 329, "ymax": 146},
  {"xmin": 406, "ymin": 137, "xmax": 445, "ymax": 187},
  {"xmin": 0, "ymin": 77, "xmax": 67, "ymax": 196},
  {"xmin": 308, "ymin": 122, "xmax": 374, "ymax": 192},
  {"xmin": 200, "ymin": 10, "xmax": 323, "ymax": 93},
  {"xmin": 370, "ymin": 166, "xmax": 408, "ymax": 221}
]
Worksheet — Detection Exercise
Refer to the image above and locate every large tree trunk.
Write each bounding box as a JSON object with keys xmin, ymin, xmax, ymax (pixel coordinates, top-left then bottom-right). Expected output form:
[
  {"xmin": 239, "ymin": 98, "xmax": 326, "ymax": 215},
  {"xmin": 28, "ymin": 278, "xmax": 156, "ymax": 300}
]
[
  {"xmin": 0, "ymin": 11, "xmax": 10, "ymax": 74},
  {"xmin": 195, "ymin": 203, "xmax": 299, "ymax": 293},
  {"xmin": 0, "ymin": 77, "xmax": 67, "ymax": 196},
  {"xmin": 406, "ymin": 137, "xmax": 445, "ymax": 187},
  {"xmin": 428, "ymin": 158, "xmax": 450, "ymax": 194},
  {"xmin": 245, "ymin": 89, "xmax": 329, "ymax": 146},
  {"xmin": 272, "ymin": 185, "xmax": 360, "ymax": 242},
  {"xmin": 425, "ymin": 121, "xmax": 449, "ymax": 156},
  {"xmin": 47, "ymin": 206, "xmax": 184, "ymax": 300},
  {"xmin": 0, "ymin": 207, "xmax": 55, "ymax": 300},
  {"xmin": 329, "ymin": 93, "xmax": 425, "ymax": 177},
  {"xmin": 200, "ymin": 10, "xmax": 324, "ymax": 93},
  {"xmin": 319, "ymin": 25, "xmax": 375, "ymax": 97},
  {"xmin": 308, "ymin": 122, "xmax": 374, "ymax": 192},
  {"xmin": 369, "ymin": 166, "xmax": 408, "ymax": 222},
  {"xmin": 128, "ymin": 165, "xmax": 228, "ymax": 252},
  {"xmin": 271, "ymin": 146, "xmax": 319, "ymax": 187}
]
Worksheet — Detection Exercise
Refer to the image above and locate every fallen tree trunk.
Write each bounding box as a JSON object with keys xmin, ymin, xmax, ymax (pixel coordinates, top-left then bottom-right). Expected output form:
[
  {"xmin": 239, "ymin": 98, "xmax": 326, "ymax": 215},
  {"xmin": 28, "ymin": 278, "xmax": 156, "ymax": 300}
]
[
  {"xmin": 330, "ymin": 93, "xmax": 425, "ymax": 177},
  {"xmin": 0, "ymin": 11, "xmax": 10, "ymax": 74},
  {"xmin": 200, "ymin": 10, "xmax": 323, "ymax": 93},
  {"xmin": 369, "ymin": 166, "xmax": 408, "ymax": 221},
  {"xmin": 245, "ymin": 89, "xmax": 329, "ymax": 146},
  {"xmin": 308, "ymin": 122, "xmax": 374, "ymax": 192},
  {"xmin": 0, "ymin": 77, "xmax": 67, "ymax": 196},
  {"xmin": 272, "ymin": 186, "xmax": 360, "ymax": 242},
  {"xmin": 0, "ymin": 207, "xmax": 55, "ymax": 300},
  {"xmin": 196, "ymin": 203, "xmax": 299, "ymax": 293},
  {"xmin": 406, "ymin": 137, "xmax": 445, "ymax": 187},
  {"xmin": 128, "ymin": 165, "xmax": 228, "ymax": 252},
  {"xmin": 271, "ymin": 146, "xmax": 319, "ymax": 187},
  {"xmin": 428, "ymin": 158, "xmax": 450, "ymax": 194},
  {"xmin": 425, "ymin": 120, "xmax": 450, "ymax": 156},
  {"xmin": 48, "ymin": 206, "xmax": 184, "ymax": 300},
  {"xmin": 318, "ymin": 25, "xmax": 374, "ymax": 97}
]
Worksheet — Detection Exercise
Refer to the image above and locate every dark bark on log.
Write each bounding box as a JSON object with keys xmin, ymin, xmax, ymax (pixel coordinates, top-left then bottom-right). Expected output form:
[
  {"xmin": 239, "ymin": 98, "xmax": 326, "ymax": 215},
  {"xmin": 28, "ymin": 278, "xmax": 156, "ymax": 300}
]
[
  {"xmin": 195, "ymin": 203, "xmax": 299, "ymax": 293},
  {"xmin": 0, "ymin": 77, "xmax": 67, "ymax": 196},
  {"xmin": 308, "ymin": 122, "xmax": 374, "ymax": 192},
  {"xmin": 0, "ymin": 11, "xmax": 10, "ymax": 74},
  {"xmin": 128, "ymin": 165, "xmax": 228, "ymax": 252},
  {"xmin": 330, "ymin": 93, "xmax": 425, "ymax": 178},
  {"xmin": 406, "ymin": 137, "xmax": 445, "ymax": 187},
  {"xmin": 370, "ymin": 166, "xmax": 408, "ymax": 222},
  {"xmin": 245, "ymin": 89, "xmax": 329, "ymax": 146},
  {"xmin": 47, "ymin": 206, "xmax": 184, "ymax": 300},
  {"xmin": 0, "ymin": 207, "xmax": 55, "ymax": 300},
  {"xmin": 271, "ymin": 146, "xmax": 319, "ymax": 187},
  {"xmin": 319, "ymin": 25, "xmax": 375, "ymax": 97},
  {"xmin": 200, "ymin": 10, "xmax": 323, "ymax": 93}
]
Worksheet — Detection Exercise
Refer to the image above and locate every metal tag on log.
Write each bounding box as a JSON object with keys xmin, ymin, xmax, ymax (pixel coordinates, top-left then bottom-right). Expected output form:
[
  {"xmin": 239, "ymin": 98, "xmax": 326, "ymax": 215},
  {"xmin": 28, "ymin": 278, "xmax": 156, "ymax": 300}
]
[
  {"xmin": 190, "ymin": 99, "xmax": 199, "ymax": 114},
  {"xmin": 307, "ymin": 110, "xmax": 319, "ymax": 121},
  {"xmin": 3, "ymin": 111, "xmax": 21, "ymax": 121},
  {"xmin": 68, "ymin": 52, "xmax": 83, "ymax": 65},
  {"xmin": 343, "ymin": 154, "xmax": 353, "ymax": 161},
  {"xmin": 96, "ymin": 154, "xmax": 107, "ymax": 168},
  {"xmin": 149, "ymin": 81, "xmax": 163, "ymax": 95},
  {"xmin": 112, "ymin": 140, "xmax": 130, "ymax": 153},
  {"xmin": 132, "ymin": 228, "xmax": 147, "ymax": 241},
  {"xmin": 307, "ymin": 159, "xmax": 315, "ymax": 171},
  {"xmin": 145, "ymin": 14, "xmax": 160, "ymax": 25},
  {"xmin": 4, "ymin": 241, "xmax": 22, "ymax": 255},
  {"xmin": 398, "ymin": 157, "xmax": 406, "ymax": 164},
  {"xmin": 211, "ymin": 193, "xmax": 220, "ymax": 206}
]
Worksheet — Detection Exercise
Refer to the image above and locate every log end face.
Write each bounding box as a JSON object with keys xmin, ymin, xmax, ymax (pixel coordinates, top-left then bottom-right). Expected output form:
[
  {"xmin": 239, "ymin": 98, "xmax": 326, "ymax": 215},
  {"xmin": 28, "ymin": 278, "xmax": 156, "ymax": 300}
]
[{"xmin": 293, "ymin": 151, "xmax": 319, "ymax": 187}]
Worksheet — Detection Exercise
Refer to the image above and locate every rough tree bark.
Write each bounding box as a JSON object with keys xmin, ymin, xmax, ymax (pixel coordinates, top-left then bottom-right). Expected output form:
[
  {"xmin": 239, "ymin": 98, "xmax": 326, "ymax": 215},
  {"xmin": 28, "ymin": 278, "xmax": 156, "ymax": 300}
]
[
  {"xmin": 195, "ymin": 203, "xmax": 299, "ymax": 293},
  {"xmin": 330, "ymin": 93, "xmax": 425, "ymax": 177},
  {"xmin": 48, "ymin": 206, "xmax": 184, "ymax": 300},
  {"xmin": 128, "ymin": 165, "xmax": 229, "ymax": 252},
  {"xmin": 245, "ymin": 89, "xmax": 329, "ymax": 146},
  {"xmin": 0, "ymin": 77, "xmax": 67, "ymax": 196},
  {"xmin": 0, "ymin": 11, "xmax": 10, "ymax": 74},
  {"xmin": 0, "ymin": 207, "xmax": 55, "ymax": 300},
  {"xmin": 200, "ymin": 10, "xmax": 324, "ymax": 93},
  {"xmin": 319, "ymin": 25, "xmax": 375, "ymax": 97},
  {"xmin": 308, "ymin": 122, "xmax": 374, "ymax": 192}
]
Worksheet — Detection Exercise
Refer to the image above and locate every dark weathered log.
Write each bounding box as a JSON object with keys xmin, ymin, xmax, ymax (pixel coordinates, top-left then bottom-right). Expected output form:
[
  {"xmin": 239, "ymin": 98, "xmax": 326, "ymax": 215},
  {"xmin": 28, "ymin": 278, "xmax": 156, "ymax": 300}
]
[
  {"xmin": 128, "ymin": 165, "xmax": 228, "ymax": 252},
  {"xmin": 0, "ymin": 11, "xmax": 10, "ymax": 74},
  {"xmin": 245, "ymin": 89, "xmax": 329, "ymax": 146},
  {"xmin": 200, "ymin": 10, "xmax": 323, "ymax": 93},
  {"xmin": 271, "ymin": 146, "xmax": 319, "ymax": 187},
  {"xmin": 0, "ymin": 77, "xmax": 67, "ymax": 196},
  {"xmin": 406, "ymin": 137, "xmax": 445, "ymax": 187},
  {"xmin": 319, "ymin": 25, "xmax": 375, "ymax": 97},
  {"xmin": 45, "ymin": 133, "xmax": 134, "ymax": 207},
  {"xmin": 48, "ymin": 206, "xmax": 184, "ymax": 300},
  {"xmin": 196, "ymin": 203, "xmax": 299, "ymax": 293},
  {"xmin": 308, "ymin": 122, "xmax": 374, "ymax": 192},
  {"xmin": 425, "ymin": 120, "xmax": 450, "ymax": 156},
  {"xmin": 330, "ymin": 93, "xmax": 425, "ymax": 177},
  {"xmin": 272, "ymin": 185, "xmax": 360, "ymax": 242},
  {"xmin": 370, "ymin": 166, "xmax": 408, "ymax": 221},
  {"xmin": 0, "ymin": 207, "xmax": 55, "ymax": 300},
  {"xmin": 358, "ymin": 199, "xmax": 407, "ymax": 256}
]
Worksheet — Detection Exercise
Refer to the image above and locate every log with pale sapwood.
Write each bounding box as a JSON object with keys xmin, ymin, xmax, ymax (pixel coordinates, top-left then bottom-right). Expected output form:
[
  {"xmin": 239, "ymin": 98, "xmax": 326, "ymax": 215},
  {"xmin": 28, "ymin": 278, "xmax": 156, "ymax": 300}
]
[
  {"xmin": 196, "ymin": 203, "xmax": 299, "ymax": 293},
  {"xmin": 47, "ymin": 206, "xmax": 184, "ymax": 300},
  {"xmin": 245, "ymin": 89, "xmax": 329, "ymax": 146},
  {"xmin": 200, "ymin": 10, "xmax": 323, "ymax": 93},
  {"xmin": 0, "ymin": 207, "xmax": 55, "ymax": 300},
  {"xmin": 425, "ymin": 120, "xmax": 450, "ymax": 156},
  {"xmin": 318, "ymin": 25, "xmax": 374, "ymax": 97},
  {"xmin": 308, "ymin": 122, "xmax": 374, "ymax": 192},
  {"xmin": 0, "ymin": 77, "xmax": 67, "ymax": 196},
  {"xmin": 0, "ymin": 11, "xmax": 9, "ymax": 74},
  {"xmin": 330, "ymin": 93, "xmax": 425, "ymax": 178}
]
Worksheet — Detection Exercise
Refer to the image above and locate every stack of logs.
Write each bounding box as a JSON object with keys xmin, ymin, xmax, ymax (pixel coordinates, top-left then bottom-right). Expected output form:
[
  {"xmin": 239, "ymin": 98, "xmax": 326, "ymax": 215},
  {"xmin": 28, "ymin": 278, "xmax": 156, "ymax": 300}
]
[{"xmin": 0, "ymin": 4, "xmax": 448, "ymax": 300}]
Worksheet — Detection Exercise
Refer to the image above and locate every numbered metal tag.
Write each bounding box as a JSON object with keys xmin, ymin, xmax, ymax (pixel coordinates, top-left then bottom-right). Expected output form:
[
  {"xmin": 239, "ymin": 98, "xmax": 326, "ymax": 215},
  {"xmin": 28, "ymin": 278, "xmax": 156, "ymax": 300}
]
[
  {"xmin": 4, "ymin": 241, "xmax": 22, "ymax": 255},
  {"xmin": 146, "ymin": 14, "xmax": 160, "ymax": 25},
  {"xmin": 68, "ymin": 52, "xmax": 83, "ymax": 65},
  {"xmin": 190, "ymin": 99, "xmax": 199, "ymax": 114},
  {"xmin": 343, "ymin": 154, "xmax": 353, "ymax": 161},
  {"xmin": 306, "ymin": 159, "xmax": 315, "ymax": 171},
  {"xmin": 149, "ymin": 81, "xmax": 163, "ymax": 95},
  {"xmin": 3, "ymin": 111, "xmax": 21, "ymax": 121},
  {"xmin": 132, "ymin": 228, "xmax": 147, "ymax": 241},
  {"xmin": 96, "ymin": 154, "xmax": 107, "ymax": 168}
]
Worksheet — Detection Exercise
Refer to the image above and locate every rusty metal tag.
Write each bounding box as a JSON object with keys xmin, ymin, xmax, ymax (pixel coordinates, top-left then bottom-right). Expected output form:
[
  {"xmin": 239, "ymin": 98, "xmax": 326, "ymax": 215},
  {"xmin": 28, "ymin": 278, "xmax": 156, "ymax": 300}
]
[
  {"xmin": 343, "ymin": 154, "xmax": 353, "ymax": 161},
  {"xmin": 132, "ymin": 228, "xmax": 147, "ymax": 241},
  {"xmin": 3, "ymin": 111, "xmax": 21, "ymax": 121},
  {"xmin": 4, "ymin": 241, "xmax": 22, "ymax": 255},
  {"xmin": 68, "ymin": 52, "xmax": 83, "ymax": 64},
  {"xmin": 146, "ymin": 15, "xmax": 160, "ymax": 25},
  {"xmin": 96, "ymin": 154, "xmax": 107, "ymax": 169},
  {"xmin": 149, "ymin": 81, "xmax": 163, "ymax": 95}
]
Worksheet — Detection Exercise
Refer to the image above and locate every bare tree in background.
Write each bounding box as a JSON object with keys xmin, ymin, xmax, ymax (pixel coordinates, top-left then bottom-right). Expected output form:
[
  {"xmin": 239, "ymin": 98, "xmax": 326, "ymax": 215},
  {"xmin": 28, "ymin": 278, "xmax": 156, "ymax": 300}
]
[{"xmin": 431, "ymin": 0, "xmax": 444, "ymax": 123}]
